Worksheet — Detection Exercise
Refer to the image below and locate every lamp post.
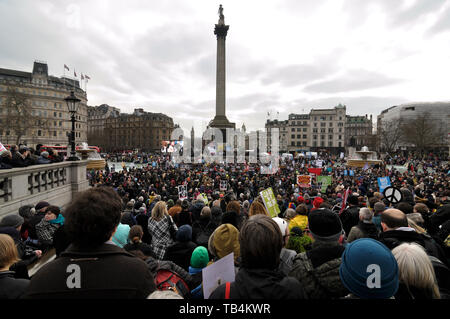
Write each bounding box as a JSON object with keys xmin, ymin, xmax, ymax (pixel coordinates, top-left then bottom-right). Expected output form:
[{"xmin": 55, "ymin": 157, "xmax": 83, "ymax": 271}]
[{"xmin": 64, "ymin": 91, "xmax": 81, "ymax": 161}]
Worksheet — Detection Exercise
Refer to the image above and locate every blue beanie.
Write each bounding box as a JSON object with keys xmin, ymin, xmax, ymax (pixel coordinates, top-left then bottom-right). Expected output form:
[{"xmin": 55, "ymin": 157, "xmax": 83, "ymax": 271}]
[
  {"xmin": 176, "ymin": 225, "xmax": 192, "ymax": 242},
  {"xmin": 339, "ymin": 238, "xmax": 399, "ymax": 299}
]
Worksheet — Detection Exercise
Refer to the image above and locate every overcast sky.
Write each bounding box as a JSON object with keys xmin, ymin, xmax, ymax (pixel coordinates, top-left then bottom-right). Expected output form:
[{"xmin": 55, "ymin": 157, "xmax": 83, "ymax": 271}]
[{"xmin": 1, "ymin": 0, "xmax": 450, "ymax": 136}]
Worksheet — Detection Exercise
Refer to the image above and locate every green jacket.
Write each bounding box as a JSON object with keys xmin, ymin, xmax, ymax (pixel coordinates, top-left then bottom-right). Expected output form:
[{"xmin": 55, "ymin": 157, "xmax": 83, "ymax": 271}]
[{"xmin": 288, "ymin": 242, "xmax": 348, "ymax": 299}]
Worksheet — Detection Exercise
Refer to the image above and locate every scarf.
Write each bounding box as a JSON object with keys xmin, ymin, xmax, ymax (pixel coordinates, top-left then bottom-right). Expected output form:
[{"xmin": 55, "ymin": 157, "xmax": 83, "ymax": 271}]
[{"xmin": 49, "ymin": 214, "xmax": 65, "ymax": 225}]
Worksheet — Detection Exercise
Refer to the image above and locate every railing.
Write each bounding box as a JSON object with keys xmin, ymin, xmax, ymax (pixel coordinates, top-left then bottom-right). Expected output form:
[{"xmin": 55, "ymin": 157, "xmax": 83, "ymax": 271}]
[{"xmin": 0, "ymin": 160, "xmax": 90, "ymax": 218}]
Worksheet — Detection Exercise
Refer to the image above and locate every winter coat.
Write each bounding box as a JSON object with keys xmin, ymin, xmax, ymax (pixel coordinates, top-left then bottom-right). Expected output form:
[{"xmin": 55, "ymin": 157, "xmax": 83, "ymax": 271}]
[
  {"xmin": 123, "ymin": 241, "xmax": 155, "ymax": 258},
  {"xmin": 289, "ymin": 241, "xmax": 348, "ymax": 299},
  {"xmin": 192, "ymin": 217, "xmax": 212, "ymax": 248},
  {"xmin": 135, "ymin": 213, "xmax": 151, "ymax": 244},
  {"xmin": 209, "ymin": 267, "xmax": 305, "ymax": 299},
  {"xmin": 340, "ymin": 206, "xmax": 360, "ymax": 236},
  {"xmin": 347, "ymin": 221, "xmax": 380, "ymax": 242},
  {"xmin": 174, "ymin": 210, "xmax": 192, "ymax": 227},
  {"xmin": 148, "ymin": 215, "xmax": 177, "ymax": 260},
  {"xmin": 164, "ymin": 240, "xmax": 197, "ymax": 271},
  {"xmin": 0, "ymin": 271, "xmax": 29, "ymax": 299},
  {"xmin": 221, "ymin": 211, "xmax": 243, "ymax": 230},
  {"xmin": 23, "ymin": 243, "xmax": 155, "ymax": 299},
  {"xmin": 35, "ymin": 218, "xmax": 61, "ymax": 248},
  {"xmin": 288, "ymin": 215, "xmax": 308, "ymax": 231}
]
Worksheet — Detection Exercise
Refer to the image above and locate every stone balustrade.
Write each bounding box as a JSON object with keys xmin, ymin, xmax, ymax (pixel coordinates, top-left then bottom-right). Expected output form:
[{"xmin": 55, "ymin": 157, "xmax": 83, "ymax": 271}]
[{"xmin": 0, "ymin": 160, "xmax": 90, "ymax": 218}]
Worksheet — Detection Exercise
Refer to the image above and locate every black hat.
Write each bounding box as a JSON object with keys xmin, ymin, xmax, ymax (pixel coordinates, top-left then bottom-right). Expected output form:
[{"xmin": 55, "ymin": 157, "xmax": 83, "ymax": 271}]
[
  {"xmin": 347, "ymin": 195, "xmax": 359, "ymax": 206},
  {"xmin": 181, "ymin": 200, "xmax": 189, "ymax": 209},
  {"xmin": 308, "ymin": 208, "xmax": 343, "ymax": 238},
  {"xmin": 0, "ymin": 214, "xmax": 24, "ymax": 228}
]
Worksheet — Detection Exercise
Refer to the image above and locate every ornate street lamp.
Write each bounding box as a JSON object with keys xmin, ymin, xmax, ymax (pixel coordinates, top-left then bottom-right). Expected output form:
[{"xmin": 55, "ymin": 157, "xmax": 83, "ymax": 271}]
[{"xmin": 64, "ymin": 91, "xmax": 81, "ymax": 161}]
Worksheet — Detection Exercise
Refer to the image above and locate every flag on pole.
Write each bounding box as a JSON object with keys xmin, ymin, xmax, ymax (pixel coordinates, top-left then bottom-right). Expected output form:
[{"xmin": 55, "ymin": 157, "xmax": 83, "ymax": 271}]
[
  {"xmin": 339, "ymin": 188, "xmax": 350, "ymax": 215},
  {"xmin": 64, "ymin": 64, "xmax": 70, "ymax": 71}
]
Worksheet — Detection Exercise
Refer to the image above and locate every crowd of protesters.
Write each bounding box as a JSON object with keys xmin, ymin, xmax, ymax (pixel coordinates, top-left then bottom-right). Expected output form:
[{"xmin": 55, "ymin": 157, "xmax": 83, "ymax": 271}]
[
  {"xmin": 0, "ymin": 150, "xmax": 449, "ymax": 299},
  {"xmin": 0, "ymin": 144, "xmax": 63, "ymax": 169}
]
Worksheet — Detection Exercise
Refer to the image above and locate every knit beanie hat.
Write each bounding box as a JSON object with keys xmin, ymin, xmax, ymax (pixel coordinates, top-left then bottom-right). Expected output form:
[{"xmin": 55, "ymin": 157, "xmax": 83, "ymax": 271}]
[
  {"xmin": 191, "ymin": 246, "xmax": 209, "ymax": 269},
  {"xmin": 0, "ymin": 214, "xmax": 24, "ymax": 228},
  {"xmin": 209, "ymin": 223, "xmax": 240, "ymax": 260},
  {"xmin": 35, "ymin": 201, "xmax": 50, "ymax": 212},
  {"xmin": 272, "ymin": 217, "xmax": 288, "ymax": 236},
  {"xmin": 167, "ymin": 199, "xmax": 174, "ymax": 208},
  {"xmin": 176, "ymin": 225, "xmax": 192, "ymax": 242},
  {"xmin": 339, "ymin": 238, "xmax": 399, "ymax": 299},
  {"xmin": 308, "ymin": 208, "xmax": 343, "ymax": 238},
  {"xmin": 313, "ymin": 197, "xmax": 324, "ymax": 208}
]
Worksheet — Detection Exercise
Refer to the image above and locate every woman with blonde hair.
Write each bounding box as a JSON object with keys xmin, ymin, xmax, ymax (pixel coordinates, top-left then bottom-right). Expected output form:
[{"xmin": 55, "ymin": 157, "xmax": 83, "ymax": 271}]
[
  {"xmin": 147, "ymin": 201, "xmax": 178, "ymax": 260},
  {"xmin": 0, "ymin": 234, "xmax": 30, "ymax": 299},
  {"xmin": 392, "ymin": 242, "xmax": 440, "ymax": 299}
]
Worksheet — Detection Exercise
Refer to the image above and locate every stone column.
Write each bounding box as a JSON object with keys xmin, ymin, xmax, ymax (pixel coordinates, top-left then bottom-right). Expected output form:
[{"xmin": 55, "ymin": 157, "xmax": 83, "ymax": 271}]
[{"xmin": 214, "ymin": 22, "xmax": 229, "ymax": 119}]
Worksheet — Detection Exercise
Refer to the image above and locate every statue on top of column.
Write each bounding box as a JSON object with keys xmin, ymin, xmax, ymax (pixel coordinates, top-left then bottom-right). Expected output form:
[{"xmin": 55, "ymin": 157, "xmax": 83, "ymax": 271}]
[{"xmin": 218, "ymin": 4, "xmax": 224, "ymax": 24}]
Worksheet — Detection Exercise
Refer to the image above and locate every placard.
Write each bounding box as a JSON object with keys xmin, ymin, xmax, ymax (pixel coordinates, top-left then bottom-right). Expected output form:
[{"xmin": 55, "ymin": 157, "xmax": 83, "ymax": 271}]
[
  {"xmin": 377, "ymin": 177, "xmax": 391, "ymax": 193},
  {"xmin": 203, "ymin": 252, "xmax": 235, "ymax": 299},
  {"xmin": 297, "ymin": 175, "xmax": 312, "ymax": 188},
  {"xmin": 317, "ymin": 176, "xmax": 332, "ymax": 193},
  {"xmin": 178, "ymin": 185, "xmax": 187, "ymax": 200},
  {"xmin": 260, "ymin": 187, "xmax": 280, "ymax": 218}
]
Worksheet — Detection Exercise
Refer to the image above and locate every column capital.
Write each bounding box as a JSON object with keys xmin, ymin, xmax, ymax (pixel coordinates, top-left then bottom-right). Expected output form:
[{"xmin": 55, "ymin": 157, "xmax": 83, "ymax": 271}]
[{"xmin": 214, "ymin": 24, "xmax": 229, "ymax": 39}]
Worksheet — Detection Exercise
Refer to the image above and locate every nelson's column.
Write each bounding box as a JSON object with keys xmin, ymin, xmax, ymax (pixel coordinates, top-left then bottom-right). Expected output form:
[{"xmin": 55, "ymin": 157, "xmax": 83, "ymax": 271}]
[{"xmin": 207, "ymin": 4, "xmax": 236, "ymax": 142}]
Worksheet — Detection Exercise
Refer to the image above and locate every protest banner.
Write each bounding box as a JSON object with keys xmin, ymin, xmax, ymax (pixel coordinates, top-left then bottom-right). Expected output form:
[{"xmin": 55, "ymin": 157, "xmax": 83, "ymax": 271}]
[
  {"xmin": 178, "ymin": 185, "xmax": 187, "ymax": 200},
  {"xmin": 317, "ymin": 176, "xmax": 332, "ymax": 193},
  {"xmin": 308, "ymin": 167, "xmax": 322, "ymax": 176},
  {"xmin": 297, "ymin": 175, "xmax": 312, "ymax": 188},
  {"xmin": 377, "ymin": 177, "xmax": 391, "ymax": 193},
  {"xmin": 260, "ymin": 187, "xmax": 280, "ymax": 218},
  {"xmin": 219, "ymin": 180, "xmax": 228, "ymax": 191}
]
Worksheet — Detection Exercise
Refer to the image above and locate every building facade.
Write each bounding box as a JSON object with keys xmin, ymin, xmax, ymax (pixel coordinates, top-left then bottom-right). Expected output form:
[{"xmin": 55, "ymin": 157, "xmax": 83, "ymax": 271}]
[
  {"xmin": 377, "ymin": 102, "xmax": 450, "ymax": 152},
  {"xmin": 104, "ymin": 108, "xmax": 175, "ymax": 152},
  {"xmin": 345, "ymin": 114, "xmax": 374, "ymax": 150},
  {"xmin": 87, "ymin": 104, "xmax": 120, "ymax": 149},
  {"xmin": 0, "ymin": 61, "xmax": 88, "ymax": 148},
  {"xmin": 266, "ymin": 104, "xmax": 347, "ymax": 154}
]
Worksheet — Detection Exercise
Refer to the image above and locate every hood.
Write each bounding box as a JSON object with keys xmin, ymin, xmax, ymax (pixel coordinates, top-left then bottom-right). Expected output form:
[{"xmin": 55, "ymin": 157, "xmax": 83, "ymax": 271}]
[{"xmin": 232, "ymin": 268, "xmax": 296, "ymax": 299}]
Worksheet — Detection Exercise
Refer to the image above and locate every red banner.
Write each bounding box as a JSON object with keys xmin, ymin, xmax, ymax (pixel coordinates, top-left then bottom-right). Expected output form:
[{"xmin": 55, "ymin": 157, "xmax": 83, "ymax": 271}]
[{"xmin": 308, "ymin": 168, "xmax": 322, "ymax": 175}]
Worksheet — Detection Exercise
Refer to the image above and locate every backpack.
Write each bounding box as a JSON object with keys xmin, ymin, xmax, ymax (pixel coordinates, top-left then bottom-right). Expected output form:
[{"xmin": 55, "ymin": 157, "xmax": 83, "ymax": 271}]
[{"xmin": 155, "ymin": 269, "xmax": 190, "ymax": 298}]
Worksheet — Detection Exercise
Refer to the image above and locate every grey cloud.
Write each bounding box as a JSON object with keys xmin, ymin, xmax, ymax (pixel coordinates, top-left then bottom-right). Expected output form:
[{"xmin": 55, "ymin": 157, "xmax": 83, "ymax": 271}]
[
  {"xmin": 427, "ymin": 5, "xmax": 450, "ymax": 35},
  {"xmin": 303, "ymin": 69, "xmax": 404, "ymax": 93}
]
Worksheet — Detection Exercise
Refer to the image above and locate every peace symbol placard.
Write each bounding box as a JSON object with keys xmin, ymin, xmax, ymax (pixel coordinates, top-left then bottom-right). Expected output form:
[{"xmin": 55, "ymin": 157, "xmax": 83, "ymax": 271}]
[{"xmin": 383, "ymin": 186, "xmax": 403, "ymax": 205}]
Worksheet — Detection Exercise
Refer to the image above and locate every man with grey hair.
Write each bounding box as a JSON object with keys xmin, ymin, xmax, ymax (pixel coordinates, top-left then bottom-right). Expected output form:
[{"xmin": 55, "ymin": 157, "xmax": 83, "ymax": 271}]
[{"xmin": 346, "ymin": 208, "xmax": 380, "ymax": 242}]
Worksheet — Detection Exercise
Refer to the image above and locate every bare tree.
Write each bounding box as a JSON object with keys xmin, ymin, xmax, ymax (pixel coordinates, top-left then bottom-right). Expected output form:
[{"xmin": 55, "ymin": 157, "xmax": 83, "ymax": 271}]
[
  {"xmin": 377, "ymin": 119, "xmax": 403, "ymax": 153},
  {"xmin": 400, "ymin": 112, "xmax": 446, "ymax": 155},
  {"xmin": 1, "ymin": 86, "xmax": 50, "ymax": 145}
]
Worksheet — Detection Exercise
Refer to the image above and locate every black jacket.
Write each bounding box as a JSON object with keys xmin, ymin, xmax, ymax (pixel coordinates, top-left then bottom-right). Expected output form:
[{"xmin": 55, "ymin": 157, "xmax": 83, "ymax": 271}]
[
  {"xmin": 23, "ymin": 243, "xmax": 155, "ymax": 299},
  {"xmin": 0, "ymin": 271, "xmax": 29, "ymax": 299},
  {"xmin": 164, "ymin": 240, "xmax": 197, "ymax": 271},
  {"xmin": 209, "ymin": 267, "xmax": 305, "ymax": 299},
  {"xmin": 339, "ymin": 206, "xmax": 360, "ymax": 236},
  {"xmin": 221, "ymin": 211, "xmax": 243, "ymax": 230},
  {"xmin": 379, "ymin": 229, "xmax": 448, "ymax": 266}
]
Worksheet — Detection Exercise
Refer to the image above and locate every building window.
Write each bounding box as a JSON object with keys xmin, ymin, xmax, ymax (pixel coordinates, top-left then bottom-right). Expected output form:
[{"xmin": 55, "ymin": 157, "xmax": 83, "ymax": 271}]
[
  {"xmin": 297, "ymin": 141, "xmax": 301, "ymax": 146},
  {"xmin": 321, "ymin": 128, "xmax": 325, "ymax": 133},
  {"xmin": 303, "ymin": 141, "xmax": 307, "ymax": 146},
  {"xmin": 321, "ymin": 122, "xmax": 326, "ymax": 127},
  {"xmin": 329, "ymin": 141, "xmax": 333, "ymax": 147},
  {"xmin": 291, "ymin": 134, "xmax": 295, "ymax": 139},
  {"xmin": 54, "ymin": 112, "xmax": 57, "ymax": 117},
  {"xmin": 328, "ymin": 128, "xmax": 333, "ymax": 133},
  {"xmin": 303, "ymin": 135, "xmax": 307, "ymax": 139},
  {"xmin": 339, "ymin": 142, "xmax": 342, "ymax": 147},
  {"xmin": 291, "ymin": 142, "xmax": 295, "ymax": 146},
  {"xmin": 313, "ymin": 141, "xmax": 317, "ymax": 147},
  {"xmin": 38, "ymin": 130, "xmax": 41, "ymax": 136},
  {"xmin": 329, "ymin": 122, "xmax": 333, "ymax": 127},
  {"xmin": 339, "ymin": 135, "xmax": 342, "ymax": 140},
  {"xmin": 303, "ymin": 128, "xmax": 307, "ymax": 132},
  {"xmin": 321, "ymin": 135, "xmax": 325, "ymax": 140},
  {"xmin": 313, "ymin": 135, "xmax": 317, "ymax": 140},
  {"xmin": 329, "ymin": 135, "xmax": 333, "ymax": 140},
  {"xmin": 291, "ymin": 128, "xmax": 295, "ymax": 132}
]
